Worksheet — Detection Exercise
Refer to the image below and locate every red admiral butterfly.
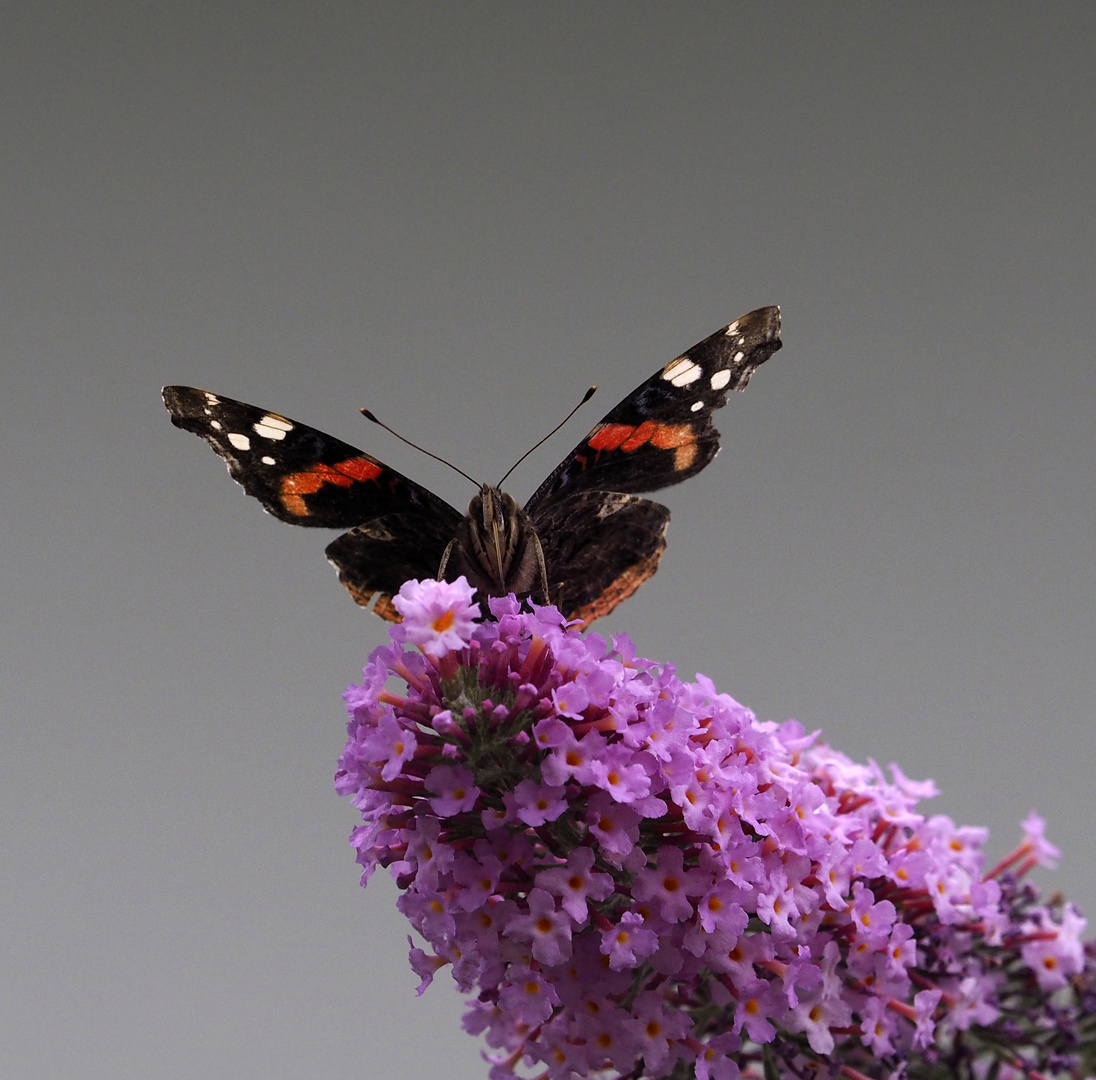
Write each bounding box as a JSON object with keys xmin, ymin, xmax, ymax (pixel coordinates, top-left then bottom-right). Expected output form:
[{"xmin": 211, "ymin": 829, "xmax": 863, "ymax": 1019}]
[{"xmin": 163, "ymin": 306, "xmax": 781, "ymax": 625}]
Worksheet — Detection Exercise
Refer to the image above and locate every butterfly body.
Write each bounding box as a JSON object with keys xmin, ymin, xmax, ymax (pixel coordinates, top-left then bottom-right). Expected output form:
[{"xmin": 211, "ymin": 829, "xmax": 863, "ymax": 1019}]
[
  {"xmin": 163, "ymin": 305, "xmax": 781, "ymax": 624},
  {"xmin": 439, "ymin": 485, "xmax": 550, "ymax": 605}
]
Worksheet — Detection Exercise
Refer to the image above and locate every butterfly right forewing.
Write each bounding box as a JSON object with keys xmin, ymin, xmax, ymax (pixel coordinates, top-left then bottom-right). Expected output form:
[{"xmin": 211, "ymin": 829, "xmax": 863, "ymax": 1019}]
[
  {"xmin": 517, "ymin": 306, "xmax": 782, "ymax": 624},
  {"xmin": 525, "ymin": 306, "xmax": 782, "ymax": 509}
]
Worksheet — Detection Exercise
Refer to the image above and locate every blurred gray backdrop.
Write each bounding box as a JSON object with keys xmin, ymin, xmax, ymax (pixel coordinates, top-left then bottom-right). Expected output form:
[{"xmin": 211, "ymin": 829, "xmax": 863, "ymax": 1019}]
[{"xmin": 2, "ymin": 4, "xmax": 1093, "ymax": 1078}]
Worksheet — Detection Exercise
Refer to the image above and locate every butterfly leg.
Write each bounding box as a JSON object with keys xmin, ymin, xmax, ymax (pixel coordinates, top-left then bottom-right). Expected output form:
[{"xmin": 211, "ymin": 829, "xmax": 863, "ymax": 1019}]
[
  {"xmin": 530, "ymin": 530, "xmax": 550, "ymax": 606},
  {"xmin": 437, "ymin": 539, "xmax": 457, "ymax": 580}
]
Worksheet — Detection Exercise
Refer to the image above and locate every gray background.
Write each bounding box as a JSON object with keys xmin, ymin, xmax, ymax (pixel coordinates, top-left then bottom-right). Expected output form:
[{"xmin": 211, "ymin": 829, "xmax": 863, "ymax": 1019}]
[{"xmin": 2, "ymin": 4, "xmax": 1093, "ymax": 1078}]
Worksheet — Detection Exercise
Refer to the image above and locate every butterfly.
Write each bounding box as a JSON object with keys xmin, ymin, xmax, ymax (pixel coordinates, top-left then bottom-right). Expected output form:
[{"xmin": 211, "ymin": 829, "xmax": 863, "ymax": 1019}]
[{"xmin": 163, "ymin": 305, "xmax": 781, "ymax": 624}]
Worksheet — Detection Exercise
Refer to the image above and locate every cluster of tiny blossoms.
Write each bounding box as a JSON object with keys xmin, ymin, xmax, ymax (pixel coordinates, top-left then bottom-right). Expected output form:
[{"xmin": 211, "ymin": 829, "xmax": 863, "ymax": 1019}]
[{"xmin": 336, "ymin": 579, "xmax": 1094, "ymax": 1080}]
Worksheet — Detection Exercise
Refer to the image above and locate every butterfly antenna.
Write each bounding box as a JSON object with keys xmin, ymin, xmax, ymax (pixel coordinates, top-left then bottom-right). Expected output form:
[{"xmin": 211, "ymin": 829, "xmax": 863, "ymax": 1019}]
[
  {"xmin": 360, "ymin": 408, "xmax": 481, "ymax": 488},
  {"xmin": 495, "ymin": 384, "xmax": 597, "ymax": 489}
]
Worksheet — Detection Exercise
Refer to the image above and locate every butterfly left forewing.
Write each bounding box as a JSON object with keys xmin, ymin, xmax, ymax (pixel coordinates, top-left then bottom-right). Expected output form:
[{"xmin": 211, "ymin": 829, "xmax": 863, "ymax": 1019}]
[
  {"xmin": 163, "ymin": 385, "xmax": 463, "ymax": 530},
  {"xmin": 163, "ymin": 385, "xmax": 466, "ymax": 615}
]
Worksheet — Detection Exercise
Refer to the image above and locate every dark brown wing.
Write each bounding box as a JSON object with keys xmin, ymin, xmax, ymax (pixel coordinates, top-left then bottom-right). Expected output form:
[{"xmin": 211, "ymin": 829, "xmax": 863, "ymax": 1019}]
[
  {"xmin": 325, "ymin": 512, "xmax": 467, "ymax": 621},
  {"xmin": 525, "ymin": 306, "xmax": 781, "ymax": 513},
  {"xmin": 164, "ymin": 386, "xmax": 465, "ymax": 615},
  {"xmin": 534, "ymin": 491, "xmax": 670, "ymax": 625},
  {"xmin": 163, "ymin": 385, "xmax": 463, "ymax": 530}
]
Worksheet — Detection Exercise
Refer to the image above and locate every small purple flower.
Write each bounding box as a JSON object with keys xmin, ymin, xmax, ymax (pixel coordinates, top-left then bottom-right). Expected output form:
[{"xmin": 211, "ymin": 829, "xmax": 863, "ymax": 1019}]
[
  {"xmin": 849, "ymin": 880, "xmax": 897, "ymax": 945},
  {"xmin": 858, "ymin": 993, "xmax": 897, "ymax": 1056},
  {"xmin": 585, "ymin": 740, "xmax": 652, "ymax": 803},
  {"xmin": 912, "ymin": 988, "xmax": 943, "ymax": 1049},
  {"xmin": 497, "ymin": 964, "xmax": 560, "ymax": 1026},
  {"xmin": 946, "ymin": 974, "xmax": 1000, "ymax": 1031},
  {"xmin": 631, "ymin": 990, "xmax": 692, "ymax": 1071},
  {"xmin": 1020, "ymin": 810, "xmax": 1062, "ymax": 868},
  {"xmin": 550, "ymin": 679, "xmax": 589, "ymax": 719},
  {"xmin": 535, "ymin": 846, "xmax": 613, "ymax": 924},
  {"xmin": 602, "ymin": 909, "xmax": 660, "ymax": 970},
  {"xmin": 632, "ymin": 846, "xmax": 709, "ymax": 925},
  {"xmin": 505, "ymin": 887, "xmax": 572, "ymax": 966},
  {"xmin": 694, "ymin": 1033, "xmax": 743, "ymax": 1080},
  {"xmin": 1020, "ymin": 901, "xmax": 1087, "ymax": 992},
  {"xmin": 694, "ymin": 879, "xmax": 751, "ymax": 938},
  {"xmin": 505, "ymin": 778, "xmax": 568, "ymax": 826},
  {"xmin": 423, "ymin": 763, "xmax": 479, "ymax": 816},
  {"xmin": 449, "ymin": 851, "xmax": 503, "ymax": 912},
  {"xmin": 584, "ymin": 790, "xmax": 641, "ymax": 858},
  {"xmin": 732, "ymin": 976, "xmax": 787, "ymax": 1043},
  {"xmin": 361, "ymin": 711, "xmax": 417, "ymax": 781},
  {"xmin": 390, "ymin": 576, "xmax": 479, "ymax": 656},
  {"xmin": 788, "ymin": 981, "xmax": 851, "ymax": 1054},
  {"xmin": 540, "ymin": 727, "xmax": 607, "ymax": 787}
]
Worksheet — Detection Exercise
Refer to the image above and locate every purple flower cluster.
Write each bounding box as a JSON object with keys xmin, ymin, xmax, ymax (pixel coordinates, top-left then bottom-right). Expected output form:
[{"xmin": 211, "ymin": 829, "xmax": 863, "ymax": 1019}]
[{"xmin": 336, "ymin": 579, "xmax": 1093, "ymax": 1079}]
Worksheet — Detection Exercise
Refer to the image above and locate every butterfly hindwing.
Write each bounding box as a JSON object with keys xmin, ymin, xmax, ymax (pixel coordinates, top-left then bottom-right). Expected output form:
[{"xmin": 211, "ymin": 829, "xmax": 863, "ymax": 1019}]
[
  {"xmin": 325, "ymin": 511, "xmax": 464, "ymax": 621},
  {"xmin": 534, "ymin": 491, "xmax": 671, "ymax": 626}
]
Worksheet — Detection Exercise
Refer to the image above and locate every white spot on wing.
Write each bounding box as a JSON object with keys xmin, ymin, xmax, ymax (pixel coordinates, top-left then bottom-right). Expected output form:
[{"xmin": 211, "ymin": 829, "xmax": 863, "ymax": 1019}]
[
  {"xmin": 253, "ymin": 420, "xmax": 289, "ymax": 440},
  {"xmin": 690, "ymin": 400, "xmax": 704, "ymax": 412},
  {"xmin": 261, "ymin": 455, "xmax": 276, "ymax": 465},
  {"xmin": 725, "ymin": 320, "xmax": 740, "ymax": 335},
  {"xmin": 662, "ymin": 356, "xmax": 702, "ymax": 387},
  {"xmin": 260, "ymin": 414, "xmax": 293, "ymax": 432},
  {"xmin": 709, "ymin": 368, "xmax": 732, "ymax": 391},
  {"xmin": 734, "ymin": 350, "xmax": 745, "ymax": 363},
  {"xmin": 203, "ymin": 392, "xmax": 221, "ymax": 405},
  {"xmin": 210, "ymin": 420, "xmax": 223, "ymax": 430},
  {"xmin": 227, "ymin": 432, "xmax": 251, "ymax": 451}
]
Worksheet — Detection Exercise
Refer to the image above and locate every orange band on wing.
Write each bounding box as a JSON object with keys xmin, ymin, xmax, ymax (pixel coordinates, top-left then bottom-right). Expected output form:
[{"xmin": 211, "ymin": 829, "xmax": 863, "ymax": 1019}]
[
  {"xmin": 621, "ymin": 420, "xmax": 658, "ymax": 452},
  {"xmin": 568, "ymin": 548, "xmax": 664, "ymax": 627},
  {"xmin": 648, "ymin": 423, "xmax": 696, "ymax": 449},
  {"xmin": 586, "ymin": 423, "xmax": 635, "ymax": 451},
  {"xmin": 587, "ymin": 420, "xmax": 698, "ymax": 453},
  {"xmin": 331, "ymin": 457, "xmax": 384, "ymax": 482},
  {"xmin": 279, "ymin": 457, "xmax": 383, "ymax": 516},
  {"xmin": 673, "ymin": 443, "xmax": 699, "ymax": 471}
]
